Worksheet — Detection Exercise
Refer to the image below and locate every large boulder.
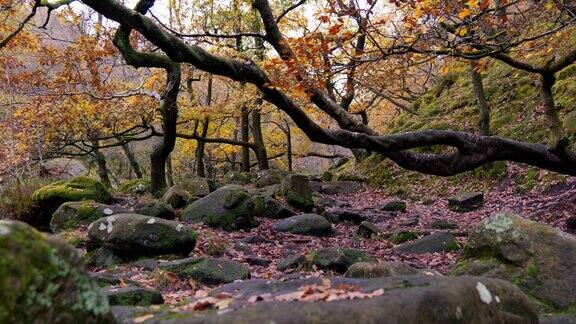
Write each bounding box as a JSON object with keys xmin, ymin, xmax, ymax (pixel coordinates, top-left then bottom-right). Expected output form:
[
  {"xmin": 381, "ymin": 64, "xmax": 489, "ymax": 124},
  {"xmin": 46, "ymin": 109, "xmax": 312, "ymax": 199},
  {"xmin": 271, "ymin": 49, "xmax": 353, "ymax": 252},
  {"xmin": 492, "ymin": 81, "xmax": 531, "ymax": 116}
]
[
  {"xmin": 177, "ymin": 176, "xmax": 216, "ymax": 197},
  {"xmin": 0, "ymin": 220, "xmax": 112, "ymax": 323},
  {"xmin": 159, "ymin": 257, "xmax": 250, "ymax": 285},
  {"xmin": 31, "ymin": 177, "xmax": 112, "ymax": 230},
  {"xmin": 181, "ymin": 185, "xmax": 256, "ymax": 231},
  {"xmin": 272, "ymin": 214, "xmax": 332, "ymax": 236},
  {"xmin": 393, "ymin": 232, "xmax": 458, "ymax": 254},
  {"xmin": 280, "ymin": 174, "xmax": 314, "ymax": 211},
  {"xmin": 87, "ymin": 214, "xmax": 197, "ymax": 256},
  {"xmin": 253, "ymin": 196, "xmax": 295, "ymax": 219},
  {"xmin": 110, "ymin": 276, "xmax": 538, "ymax": 323},
  {"xmin": 50, "ymin": 201, "xmax": 130, "ymax": 233},
  {"xmin": 452, "ymin": 212, "xmax": 576, "ymax": 312}
]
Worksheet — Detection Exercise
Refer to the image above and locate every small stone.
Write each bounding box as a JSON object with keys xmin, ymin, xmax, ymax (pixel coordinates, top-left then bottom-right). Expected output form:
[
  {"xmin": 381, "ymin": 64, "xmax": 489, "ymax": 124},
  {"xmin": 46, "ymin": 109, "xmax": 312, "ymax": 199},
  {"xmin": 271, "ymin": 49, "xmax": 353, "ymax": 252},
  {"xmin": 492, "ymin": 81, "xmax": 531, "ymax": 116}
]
[
  {"xmin": 393, "ymin": 232, "xmax": 458, "ymax": 254},
  {"xmin": 379, "ymin": 200, "xmax": 407, "ymax": 212},
  {"xmin": 277, "ymin": 254, "xmax": 306, "ymax": 272},
  {"xmin": 246, "ymin": 257, "xmax": 271, "ymax": 267},
  {"xmin": 103, "ymin": 286, "xmax": 164, "ymax": 306},
  {"xmin": 430, "ymin": 219, "xmax": 459, "ymax": 230},
  {"xmin": 356, "ymin": 221, "xmax": 381, "ymax": 239},
  {"xmin": 272, "ymin": 214, "xmax": 332, "ymax": 236},
  {"xmin": 399, "ymin": 217, "xmax": 419, "ymax": 227},
  {"xmin": 448, "ymin": 192, "xmax": 484, "ymax": 212},
  {"xmin": 325, "ymin": 208, "xmax": 365, "ymax": 224}
]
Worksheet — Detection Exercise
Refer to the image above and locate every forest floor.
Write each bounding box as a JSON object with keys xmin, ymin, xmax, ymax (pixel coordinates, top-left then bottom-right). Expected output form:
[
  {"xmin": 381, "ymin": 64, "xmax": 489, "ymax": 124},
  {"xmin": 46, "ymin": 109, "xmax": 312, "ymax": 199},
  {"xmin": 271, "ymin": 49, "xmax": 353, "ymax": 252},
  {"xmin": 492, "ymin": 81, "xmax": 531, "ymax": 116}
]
[{"xmin": 83, "ymin": 173, "xmax": 576, "ymax": 305}]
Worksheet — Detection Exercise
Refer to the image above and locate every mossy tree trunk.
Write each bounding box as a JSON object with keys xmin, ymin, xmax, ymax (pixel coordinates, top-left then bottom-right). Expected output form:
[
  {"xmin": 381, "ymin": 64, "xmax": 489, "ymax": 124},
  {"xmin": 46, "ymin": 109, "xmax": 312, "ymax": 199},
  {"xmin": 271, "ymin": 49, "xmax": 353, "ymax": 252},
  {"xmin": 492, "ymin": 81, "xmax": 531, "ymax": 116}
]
[
  {"xmin": 91, "ymin": 140, "xmax": 111, "ymax": 188},
  {"xmin": 121, "ymin": 142, "xmax": 142, "ymax": 179},
  {"xmin": 240, "ymin": 107, "xmax": 251, "ymax": 172},
  {"xmin": 251, "ymin": 107, "xmax": 269, "ymax": 170},
  {"xmin": 470, "ymin": 60, "xmax": 491, "ymax": 136}
]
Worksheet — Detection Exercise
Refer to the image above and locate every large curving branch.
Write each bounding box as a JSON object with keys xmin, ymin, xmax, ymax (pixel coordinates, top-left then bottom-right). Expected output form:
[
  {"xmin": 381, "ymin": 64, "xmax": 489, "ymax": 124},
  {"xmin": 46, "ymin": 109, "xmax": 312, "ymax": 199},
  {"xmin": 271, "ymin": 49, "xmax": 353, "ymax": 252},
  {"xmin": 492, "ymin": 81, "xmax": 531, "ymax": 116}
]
[{"xmin": 76, "ymin": 0, "xmax": 575, "ymax": 175}]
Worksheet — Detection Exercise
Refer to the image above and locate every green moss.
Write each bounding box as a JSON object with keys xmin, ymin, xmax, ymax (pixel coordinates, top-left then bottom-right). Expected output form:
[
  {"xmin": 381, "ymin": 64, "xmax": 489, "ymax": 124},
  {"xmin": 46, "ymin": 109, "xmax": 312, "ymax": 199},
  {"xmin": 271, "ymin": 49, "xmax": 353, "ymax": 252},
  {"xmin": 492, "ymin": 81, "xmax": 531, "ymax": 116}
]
[
  {"xmin": 117, "ymin": 178, "xmax": 151, "ymax": 194},
  {"xmin": 0, "ymin": 221, "xmax": 110, "ymax": 322}
]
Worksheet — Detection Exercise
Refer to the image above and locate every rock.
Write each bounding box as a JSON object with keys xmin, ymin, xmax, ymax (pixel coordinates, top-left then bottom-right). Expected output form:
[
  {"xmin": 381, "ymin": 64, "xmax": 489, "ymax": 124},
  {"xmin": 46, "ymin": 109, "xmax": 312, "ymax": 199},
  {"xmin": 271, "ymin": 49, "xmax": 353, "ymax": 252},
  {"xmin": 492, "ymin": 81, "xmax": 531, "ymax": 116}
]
[
  {"xmin": 393, "ymin": 232, "xmax": 458, "ymax": 254},
  {"xmin": 321, "ymin": 181, "xmax": 363, "ymax": 195},
  {"xmin": 398, "ymin": 217, "xmax": 419, "ymax": 227},
  {"xmin": 89, "ymin": 273, "xmax": 140, "ymax": 288},
  {"xmin": 448, "ymin": 192, "xmax": 484, "ymax": 212},
  {"xmin": 233, "ymin": 242, "xmax": 255, "ymax": 256},
  {"xmin": 87, "ymin": 214, "xmax": 197, "ymax": 256},
  {"xmin": 430, "ymin": 219, "xmax": 458, "ymax": 230},
  {"xmin": 307, "ymin": 248, "xmax": 376, "ymax": 273},
  {"xmin": 177, "ymin": 176, "xmax": 216, "ymax": 197},
  {"xmin": 280, "ymin": 174, "xmax": 314, "ymax": 211},
  {"xmin": 356, "ymin": 221, "xmax": 381, "ymax": 239},
  {"xmin": 221, "ymin": 171, "xmax": 256, "ymax": 186},
  {"xmin": 452, "ymin": 212, "xmax": 576, "ymax": 312},
  {"xmin": 255, "ymin": 169, "xmax": 287, "ymax": 188},
  {"xmin": 135, "ymin": 201, "xmax": 176, "ymax": 220},
  {"xmin": 104, "ymin": 286, "xmax": 164, "ymax": 306},
  {"xmin": 387, "ymin": 230, "xmax": 419, "ymax": 244},
  {"xmin": 182, "ymin": 185, "xmax": 256, "ymax": 231},
  {"xmin": 277, "ymin": 254, "xmax": 306, "ymax": 272},
  {"xmin": 240, "ymin": 235, "xmax": 270, "ymax": 244},
  {"xmin": 50, "ymin": 201, "xmax": 130, "ymax": 233},
  {"xmin": 0, "ymin": 220, "xmax": 112, "ymax": 323},
  {"xmin": 39, "ymin": 158, "xmax": 87, "ymax": 179},
  {"xmin": 145, "ymin": 276, "xmax": 536, "ymax": 323},
  {"xmin": 325, "ymin": 208, "xmax": 365, "ymax": 224},
  {"xmin": 117, "ymin": 179, "xmax": 151, "ymax": 194},
  {"xmin": 86, "ymin": 247, "xmax": 123, "ymax": 267},
  {"xmin": 272, "ymin": 214, "xmax": 332, "ymax": 236},
  {"xmin": 246, "ymin": 257, "xmax": 271, "ymax": 267},
  {"xmin": 31, "ymin": 177, "xmax": 113, "ymax": 230},
  {"xmin": 309, "ymin": 180, "xmax": 322, "ymax": 192},
  {"xmin": 344, "ymin": 262, "xmax": 441, "ymax": 278},
  {"xmin": 162, "ymin": 186, "xmax": 190, "ymax": 209},
  {"xmin": 131, "ymin": 259, "xmax": 160, "ymax": 271},
  {"xmin": 378, "ymin": 200, "xmax": 407, "ymax": 212},
  {"xmin": 253, "ymin": 196, "xmax": 295, "ymax": 219},
  {"xmin": 159, "ymin": 257, "xmax": 250, "ymax": 285}
]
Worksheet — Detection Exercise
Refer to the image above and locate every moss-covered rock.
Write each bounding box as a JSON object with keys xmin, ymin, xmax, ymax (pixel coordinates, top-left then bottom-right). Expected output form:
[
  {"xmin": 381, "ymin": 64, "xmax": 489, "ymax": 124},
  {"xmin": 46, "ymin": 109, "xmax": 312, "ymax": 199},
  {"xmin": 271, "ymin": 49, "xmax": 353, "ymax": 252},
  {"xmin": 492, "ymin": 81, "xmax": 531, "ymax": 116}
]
[
  {"xmin": 253, "ymin": 195, "xmax": 295, "ymax": 219},
  {"xmin": 0, "ymin": 220, "xmax": 112, "ymax": 323},
  {"xmin": 255, "ymin": 169, "xmax": 288, "ymax": 188},
  {"xmin": 452, "ymin": 212, "xmax": 576, "ymax": 312},
  {"xmin": 387, "ymin": 230, "xmax": 419, "ymax": 244},
  {"xmin": 378, "ymin": 200, "xmax": 407, "ymax": 212},
  {"xmin": 50, "ymin": 201, "xmax": 130, "ymax": 233},
  {"xmin": 272, "ymin": 214, "xmax": 332, "ymax": 236},
  {"xmin": 87, "ymin": 214, "xmax": 196, "ymax": 256},
  {"xmin": 320, "ymin": 181, "xmax": 364, "ymax": 195},
  {"xmin": 117, "ymin": 179, "xmax": 151, "ymax": 195},
  {"xmin": 393, "ymin": 232, "xmax": 458, "ymax": 253},
  {"xmin": 220, "ymin": 171, "xmax": 257, "ymax": 186},
  {"xmin": 177, "ymin": 176, "xmax": 216, "ymax": 197},
  {"xmin": 306, "ymin": 248, "xmax": 376, "ymax": 273},
  {"xmin": 162, "ymin": 186, "xmax": 190, "ymax": 209},
  {"xmin": 344, "ymin": 262, "xmax": 440, "ymax": 278},
  {"xmin": 181, "ymin": 185, "xmax": 257, "ymax": 231},
  {"xmin": 31, "ymin": 177, "xmax": 113, "ymax": 230},
  {"xmin": 430, "ymin": 219, "xmax": 459, "ymax": 230},
  {"xmin": 280, "ymin": 174, "xmax": 314, "ymax": 211},
  {"xmin": 135, "ymin": 201, "xmax": 176, "ymax": 220},
  {"xmin": 104, "ymin": 286, "xmax": 164, "ymax": 306},
  {"xmin": 159, "ymin": 257, "xmax": 250, "ymax": 285}
]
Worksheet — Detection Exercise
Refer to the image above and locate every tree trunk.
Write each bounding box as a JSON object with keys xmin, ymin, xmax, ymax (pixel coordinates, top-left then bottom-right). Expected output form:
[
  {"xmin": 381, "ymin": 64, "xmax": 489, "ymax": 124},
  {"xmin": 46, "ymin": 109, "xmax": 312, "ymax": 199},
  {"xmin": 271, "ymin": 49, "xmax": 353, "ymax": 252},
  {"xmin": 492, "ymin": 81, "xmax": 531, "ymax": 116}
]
[
  {"xmin": 195, "ymin": 116, "xmax": 209, "ymax": 177},
  {"xmin": 241, "ymin": 107, "xmax": 250, "ymax": 172},
  {"xmin": 150, "ymin": 65, "xmax": 181, "ymax": 196},
  {"xmin": 166, "ymin": 155, "xmax": 174, "ymax": 187},
  {"xmin": 121, "ymin": 142, "xmax": 142, "ymax": 178},
  {"xmin": 91, "ymin": 140, "xmax": 111, "ymax": 188},
  {"xmin": 251, "ymin": 108, "xmax": 269, "ymax": 170},
  {"xmin": 285, "ymin": 122, "xmax": 293, "ymax": 172},
  {"xmin": 540, "ymin": 72, "xmax": 565, "ymax": 151},
  {"xmin": 470, "ymin": 60, "xmax": 491, "ymax": 136}
]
